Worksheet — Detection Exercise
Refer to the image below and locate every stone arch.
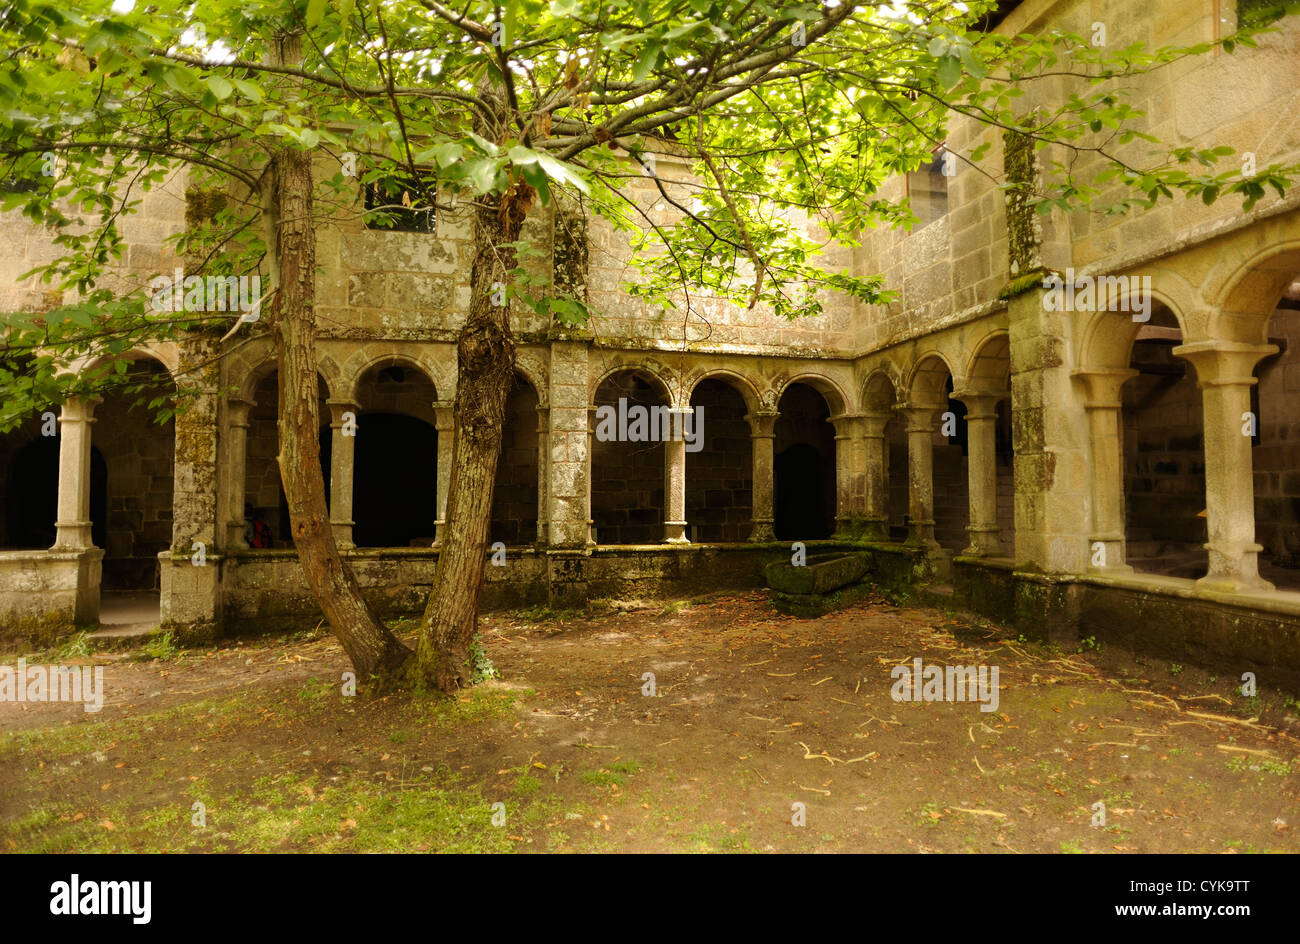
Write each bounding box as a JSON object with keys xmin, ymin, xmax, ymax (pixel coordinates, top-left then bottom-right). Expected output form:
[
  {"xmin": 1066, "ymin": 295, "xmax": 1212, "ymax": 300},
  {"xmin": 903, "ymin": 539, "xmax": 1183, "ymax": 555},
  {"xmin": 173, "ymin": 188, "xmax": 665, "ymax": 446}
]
[
  {"xmin": 861, "ymin": 368, "xmax": 899, "ymax": 412},
  {"xmin": 590, "ymin": 361, "xmax": 675, "ymax": 408},
  {"xmin": 1078, "ymin": 286, "xmax": 1189, "ymax": 372},
  {"xmin": 962, "ymin": 331, "xmax": 1011, "ymax": 394},
  {"xmin": 685, "ymin": 368, "xmax": 761, "ymax": 415},
  {"xmin": 514, "ymin": 348, "xmax": 550, "ymax": 408},
  {"xmin": 343, "ymin": 350, "xmax": 439, "ymax": 403},
  {"xmin": 905, "ymin": 352, "xmax": 955, "ymax": 408},
  {"xmin": 1210, "ymin": 241, "xmax": 1300, "ymax": 345},
  {"xmin": 79, "ymin": 342, "xmax": 181, "ymax": 381},
  {"xmin": 775, "ymin": 372, "xmax": 848, "ymax": 416}
]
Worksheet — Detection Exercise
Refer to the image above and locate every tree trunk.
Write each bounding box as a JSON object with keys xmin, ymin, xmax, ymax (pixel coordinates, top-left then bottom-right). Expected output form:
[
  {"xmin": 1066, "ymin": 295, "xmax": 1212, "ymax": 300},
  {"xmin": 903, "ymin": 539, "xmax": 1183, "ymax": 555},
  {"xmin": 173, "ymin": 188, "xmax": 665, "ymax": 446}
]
[
  {"xmin": 269, "ymin": 30, "xmax": 410, "ymax": 686},
  {"xmin": 414, "ymin": 185, "xmax": 531, "ymax": 691}
]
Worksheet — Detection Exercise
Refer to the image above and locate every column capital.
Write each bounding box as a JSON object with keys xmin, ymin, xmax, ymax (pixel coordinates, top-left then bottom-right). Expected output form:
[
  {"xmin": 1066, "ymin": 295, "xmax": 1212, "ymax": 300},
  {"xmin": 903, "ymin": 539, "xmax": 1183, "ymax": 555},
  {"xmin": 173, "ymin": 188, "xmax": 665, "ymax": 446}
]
[
  {"xmin": 325, "ymin": 397, "xmax": 360, "ymax": 425},
  {"xmin": 432, "ymin": 399, "xmax": 456, "ymax": 431},
  {"xmin": 860, "ymin": 411, "xmax": 893, "ymax": 437},
  {"xmin": 743, "ymin": 409, "xmax": 779, "ymax": 438},
  {"xmin": 897, "ymin": 403, "xmax": 939, "ymax": 433},
  {"xmin": 1070, "ymin": 368, "xmax": 1137, "ymax": 407},
  {"xmin": 58, "ymin": 396, "xmax": 102, "ymax": 423},
  {"xmin": 226, "ymin": 395, "xmax": 256, "ymax": 427},
  {"xmin": 949, "ymin": 388, "xmax": 1006, "ymax": 415},
  {"xmin": 1172, "ymin": 341, "xmax": 1278, "ymax": 387}
]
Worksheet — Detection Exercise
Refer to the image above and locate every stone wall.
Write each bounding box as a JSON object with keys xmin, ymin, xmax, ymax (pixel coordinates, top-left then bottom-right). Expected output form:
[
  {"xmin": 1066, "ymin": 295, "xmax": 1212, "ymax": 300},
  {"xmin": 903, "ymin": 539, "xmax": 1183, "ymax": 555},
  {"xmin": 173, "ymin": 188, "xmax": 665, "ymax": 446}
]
[
  {"xmin": 1254, "ymin": 306, "xmax": 1300, "ymax": 567},
  {"xmin": 93, "ymin": 361, "xmax": 174, "ymax": 590},
  {"xmin": 685, "ymin": 379, "xmax": 752, "ymax": 543}
]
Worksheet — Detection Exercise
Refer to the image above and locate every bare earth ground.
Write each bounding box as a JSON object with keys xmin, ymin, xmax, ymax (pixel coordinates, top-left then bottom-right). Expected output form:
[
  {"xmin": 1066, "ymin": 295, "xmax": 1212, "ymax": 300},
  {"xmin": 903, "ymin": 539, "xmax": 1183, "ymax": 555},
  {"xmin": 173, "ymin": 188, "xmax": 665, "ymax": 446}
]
[{"xmin": 2, "ymin": 590, "xmax": 1299, "ymax": 853}]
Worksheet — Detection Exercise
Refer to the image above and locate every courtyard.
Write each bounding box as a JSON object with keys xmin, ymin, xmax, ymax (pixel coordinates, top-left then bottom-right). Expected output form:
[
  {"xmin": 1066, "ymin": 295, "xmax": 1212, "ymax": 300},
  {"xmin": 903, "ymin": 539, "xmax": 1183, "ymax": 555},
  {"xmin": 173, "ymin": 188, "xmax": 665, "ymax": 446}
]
[{"xmin": 3, "ymin": 592, "xmax": 1297, "ymax": 854}]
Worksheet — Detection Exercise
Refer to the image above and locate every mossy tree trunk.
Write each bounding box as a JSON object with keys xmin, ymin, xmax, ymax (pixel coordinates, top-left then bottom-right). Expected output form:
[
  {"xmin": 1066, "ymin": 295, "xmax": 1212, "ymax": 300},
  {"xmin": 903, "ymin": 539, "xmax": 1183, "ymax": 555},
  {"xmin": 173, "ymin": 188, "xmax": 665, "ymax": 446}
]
[{"xmin": 270, "ymin": 29, "xmax": 410, "ymax": 685}]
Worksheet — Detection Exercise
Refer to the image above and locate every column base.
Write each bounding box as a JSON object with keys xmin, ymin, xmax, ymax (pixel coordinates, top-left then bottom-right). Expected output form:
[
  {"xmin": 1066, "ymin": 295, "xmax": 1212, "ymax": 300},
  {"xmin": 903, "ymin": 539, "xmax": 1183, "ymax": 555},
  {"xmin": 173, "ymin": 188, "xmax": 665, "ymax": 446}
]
[
  {"xmin": 1198, "ymin": 544, "xmax": 1274, "ymax": 594},
  {"xmin": 663, "ymin": 521, "xmax": 690, "ymax": 544},
  {"xmin": 962, "ymin": 527, "xmax": 1001, "ymax": 558},
  {"xmin": 52, "ymin": 521, "xmax": 94, "ymax": 548},
  {"xmin": 748, "ymin": 520, "xmax": 776, "ymax": 542}
]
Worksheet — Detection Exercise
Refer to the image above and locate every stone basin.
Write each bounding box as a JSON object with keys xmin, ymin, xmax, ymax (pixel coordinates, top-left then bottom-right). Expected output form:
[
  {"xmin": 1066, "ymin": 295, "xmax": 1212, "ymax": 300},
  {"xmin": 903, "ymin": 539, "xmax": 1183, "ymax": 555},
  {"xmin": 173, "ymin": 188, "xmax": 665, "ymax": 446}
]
[{"xmin": 764, "ymin": 552, "xmax": 870, "ymax": 595}]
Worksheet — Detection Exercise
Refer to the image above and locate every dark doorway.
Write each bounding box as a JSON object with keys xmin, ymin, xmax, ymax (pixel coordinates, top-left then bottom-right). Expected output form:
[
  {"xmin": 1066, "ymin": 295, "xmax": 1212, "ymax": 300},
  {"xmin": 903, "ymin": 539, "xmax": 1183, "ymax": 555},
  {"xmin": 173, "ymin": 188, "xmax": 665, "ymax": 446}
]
[
  {"xmin": 774, "ymin": 443, "xmax": 832, "ymax": 540},
  {"xmin": 352, "ymin": 412, "xmax": 437, "ymax": 547},
  {"xmin": 4, "ymin": 438, "xmax": 107, "ymax": 549}
]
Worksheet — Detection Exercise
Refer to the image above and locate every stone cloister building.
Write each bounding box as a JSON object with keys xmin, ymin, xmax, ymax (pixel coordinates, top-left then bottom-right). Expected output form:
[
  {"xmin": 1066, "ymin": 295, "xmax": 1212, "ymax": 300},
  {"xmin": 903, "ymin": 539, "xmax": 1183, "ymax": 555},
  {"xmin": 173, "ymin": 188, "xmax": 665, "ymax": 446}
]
[{"xmin": 1, "ymin": 0, "xmax": 1299, "ymax": 686}]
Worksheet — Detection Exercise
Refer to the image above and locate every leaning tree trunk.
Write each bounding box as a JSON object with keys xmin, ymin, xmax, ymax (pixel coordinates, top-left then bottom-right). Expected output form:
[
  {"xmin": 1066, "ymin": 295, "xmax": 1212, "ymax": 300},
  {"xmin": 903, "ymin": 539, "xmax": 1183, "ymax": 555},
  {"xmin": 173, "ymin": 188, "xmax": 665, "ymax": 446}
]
[
  {"xmin": 414, "ymin": 185, "xmax": 531, "ymax": 691},
  {"xmin": 269, "ymin": 30, "xmax": 410, "ymax": 686}
]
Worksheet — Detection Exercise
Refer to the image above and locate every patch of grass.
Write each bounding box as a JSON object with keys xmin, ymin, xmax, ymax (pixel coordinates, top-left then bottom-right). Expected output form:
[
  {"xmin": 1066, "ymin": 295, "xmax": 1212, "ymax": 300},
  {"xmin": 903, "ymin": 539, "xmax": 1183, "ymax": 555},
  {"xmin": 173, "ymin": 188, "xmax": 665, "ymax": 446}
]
[
  {"xmin": 1225, "ymin": 755, "xmax": 1294, "ymax": 777},
  {"xmin": 140, "ymin": 630, "xmax": 181, "ymax": 662},
  {"xmin": 419, "ymin": 686, "xmax": 520, "ymax": 727},
  {"xmin": 685, "ymin": 822, "xmax": 754, "ymax": 853},
  {"xmin": 660, "ymin": 600, "xmax": 689, "ymax": 617},
  {"xmin": 1077, "ymin": 636, "xmax": 1101, "ymax": 653},
  {"xmin": 512, "ymin": 773, "xmax": 542, "ymax": 797},
  {"xmin": 581, "ymin": 769, "xmax": 627, "ymax": 788},
  {"xmin": 297, "ymin": 676, "xmax": 333, "ymax": 701},
  {"xmin": 1168, "ymin": 663, "xmax": 1184, "ymax": 676},
  {"xmin": 1060, "ymin": 839, "xmax": 1085, "ymax": 854},
  {"xmin": 53, "ymin": 631, "xmax": 94, "ymax": 662}
]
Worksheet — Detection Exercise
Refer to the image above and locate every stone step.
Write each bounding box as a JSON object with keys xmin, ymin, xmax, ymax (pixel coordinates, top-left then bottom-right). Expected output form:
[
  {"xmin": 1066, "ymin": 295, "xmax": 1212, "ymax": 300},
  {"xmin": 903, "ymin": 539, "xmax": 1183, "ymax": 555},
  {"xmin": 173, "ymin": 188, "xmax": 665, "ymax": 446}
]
[{"xmin": 88, "ymin": 623, "xmax": 162, "ymax": 651}]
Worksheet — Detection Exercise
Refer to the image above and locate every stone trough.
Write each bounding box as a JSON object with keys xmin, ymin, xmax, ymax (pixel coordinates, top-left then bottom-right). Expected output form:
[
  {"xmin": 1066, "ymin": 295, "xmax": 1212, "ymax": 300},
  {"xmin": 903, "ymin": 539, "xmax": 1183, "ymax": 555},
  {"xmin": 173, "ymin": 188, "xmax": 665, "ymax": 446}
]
[{"xmin": 764, "ymin": 552, "xmax": 871, "ymax": 617}]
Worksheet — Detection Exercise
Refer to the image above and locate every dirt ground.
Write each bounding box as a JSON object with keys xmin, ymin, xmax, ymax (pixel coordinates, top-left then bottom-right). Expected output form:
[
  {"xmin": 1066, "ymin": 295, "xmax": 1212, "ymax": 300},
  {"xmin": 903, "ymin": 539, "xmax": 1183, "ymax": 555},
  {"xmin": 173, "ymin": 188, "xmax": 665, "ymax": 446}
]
[{"xmin": 3, "ymin": 590, "xmax": 1299, "ymax": 853}]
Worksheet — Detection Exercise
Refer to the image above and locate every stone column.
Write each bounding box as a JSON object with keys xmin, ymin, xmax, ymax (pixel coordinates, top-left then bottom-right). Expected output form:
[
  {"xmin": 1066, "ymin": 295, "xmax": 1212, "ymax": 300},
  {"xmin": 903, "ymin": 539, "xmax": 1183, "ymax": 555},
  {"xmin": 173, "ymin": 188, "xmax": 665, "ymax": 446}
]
[
  {"xmin": 900, "ymin": 405, "xmax": 938, "ymax": 548},
  {"xmin": 829, "ymin": 414, "xmax": 861, "ymax": 539},
  {"xmin": 53, "ymin": 397, "xmax": 99, "ymax": 548},
  {"xmin": 327, "ymin": 398, "xmax": 359, "ymax": 548},
  {"xmin": 587, "ymin": 405, "xmax": 595, "ymax": 546},
  {"xmin": 1173, "ymin": 340, "xmax": 1277, "ymax": 592},
  {"xmin": 861, "ymin": 412, "xmax": 891, "ymax": 540},
  {"xmin": 543, "ymin": 341, "xmax": 591, "ymax": 549},
  {"xmin": 432, "ymin": 400, "xmax": 455, "ymax": 546},
  {"xmin": 1071, "ymin": 368, "xmax": 1137, "ymax": 573},
  {"xmin": 162, "ymin": 335, "xmax": 223, "ymax": 642},
  {"xmin": 535, "ymin": 406, "xmax": 550, "ymax": 544},
  {"xmin": 953, "ymin": 391, "xmax": 1004, "ymax": 557},
  {"xmin": 223, "ymin": 397, "xmax": 255, "ymax": 548},
  {"xmin": 663, "ymin": 407, "xmax": 691, "ymax": 544},
  {"xmin": 745, "ymin": 410, "xmax": 778, "ymax": 541}
]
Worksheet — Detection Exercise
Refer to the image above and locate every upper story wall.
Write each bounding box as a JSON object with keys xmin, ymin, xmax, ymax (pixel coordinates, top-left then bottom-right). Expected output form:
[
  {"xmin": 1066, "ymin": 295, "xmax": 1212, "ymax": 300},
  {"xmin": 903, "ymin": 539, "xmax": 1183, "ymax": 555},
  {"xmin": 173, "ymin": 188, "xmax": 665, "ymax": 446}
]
[{"xmin": 850, "ymin": 0, "xmax": 1300, "ymax": 354}]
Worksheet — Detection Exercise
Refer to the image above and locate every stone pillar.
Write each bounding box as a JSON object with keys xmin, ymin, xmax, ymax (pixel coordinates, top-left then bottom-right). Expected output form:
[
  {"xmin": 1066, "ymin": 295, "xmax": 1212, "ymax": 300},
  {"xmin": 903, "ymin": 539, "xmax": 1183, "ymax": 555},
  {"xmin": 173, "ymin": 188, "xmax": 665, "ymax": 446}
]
[
  {"xmin": 1173, "ymin": 340, "xmax": 1278, "ymax": 592},
  {"xmin": 162, "ymin": 335, "xmax": 224, "ymax": 642},
  {"xmin": 952, "ymin": 391, "xmax": 1004, "ymax": 557},
  {"xmin": 544, "ymin": 340, "xmax": 592, "ymax": 604},
  {"xmin": 223, "ymin": 397, "xmax": 255, "ymax": 548},
  {"xmin": 536, "ymin": 406, "xmax": 550, "ymax": 544},
  {"xmin": 829, "ymin": 414, "xmax": 861, "ymax": 539},
  {"xmin": 745, "ymin": 409, "xmax": 778, "ymax": 541},
  {"xmin": 53, "ymin": 397, "xmax": 99, "ymax": 549},
  {"xmin": 432, "ymin": 399, "xmax": 455, "ymax": 546},
  {"xmin": 544, "ymin": 340, "xmax": 591, "ymax": 549},
  {"xmin": 1071, "ymin": 368, "xmax": 1137, "ymax": 573},
  {"xmin": 663, "ymin": 407, "xmax": 691, "ymax": 544},
  {"xmin": 327, "ymin": 398, "xmax": 359, "ymax": 548},
  {"xmin": 861, "ymin": 412, "xmax": 891, "ymax": 540},
  {"xmin": 900, "ymin": 405, "xmax": 938, "ymax": 548},
  {"xmin": 586, "ymin": 406, "xmax": 599, "ymax": 546},
  {"xmin": 1007, "ymin": 290, "xmax": 1092, "ymax": 574}
]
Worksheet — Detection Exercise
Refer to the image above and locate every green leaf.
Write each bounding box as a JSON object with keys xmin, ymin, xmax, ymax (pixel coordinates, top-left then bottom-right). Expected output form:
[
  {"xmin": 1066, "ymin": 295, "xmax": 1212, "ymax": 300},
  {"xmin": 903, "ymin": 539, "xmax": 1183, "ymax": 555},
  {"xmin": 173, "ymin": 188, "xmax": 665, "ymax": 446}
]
[
  {"xmin": 936, "ymin": 54, "xmax": 962, "ymax": 89},
  {"xmin": 206, "ymin": 76, "xmax": 233, "ymax": 100},
  {"xmin": 632, "ymin": 42, "xmax": 662, "ymax": 83},
  {"xmin": 306, "ymin": 0, "xmax": 327, "ymax": 28}
]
